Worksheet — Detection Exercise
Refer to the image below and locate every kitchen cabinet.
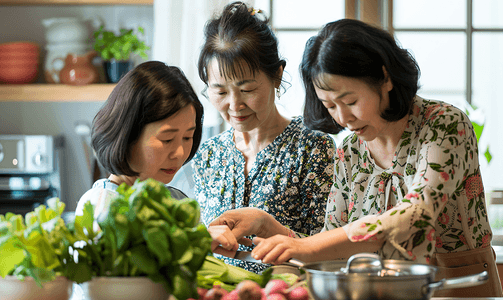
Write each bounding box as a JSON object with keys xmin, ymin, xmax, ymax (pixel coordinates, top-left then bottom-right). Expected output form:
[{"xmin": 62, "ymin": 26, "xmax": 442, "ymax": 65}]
[{"xmin": 0, "ymin": 0, "xmax": 151, "ymax": 101}]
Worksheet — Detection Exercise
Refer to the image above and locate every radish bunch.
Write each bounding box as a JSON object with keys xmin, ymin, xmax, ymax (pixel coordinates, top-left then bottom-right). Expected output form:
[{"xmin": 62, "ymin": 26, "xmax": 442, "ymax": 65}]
[{"xmin": 192, "ymin": 279, "xmax": 310, "ymax": 300}]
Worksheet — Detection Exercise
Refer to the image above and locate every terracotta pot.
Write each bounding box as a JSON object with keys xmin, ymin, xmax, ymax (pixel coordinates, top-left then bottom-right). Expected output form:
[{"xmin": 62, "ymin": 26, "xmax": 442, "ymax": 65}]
[
  {"xmin": 0, "ymin": 276, "xmax": 72, "ymax": 300},
  {"xmin": 59, "ymin": 51, "xmax": 100, "ymax": 85},
  {"xmin": 81, "ymin": 277, "xmax": 170, "ymax": 300}
]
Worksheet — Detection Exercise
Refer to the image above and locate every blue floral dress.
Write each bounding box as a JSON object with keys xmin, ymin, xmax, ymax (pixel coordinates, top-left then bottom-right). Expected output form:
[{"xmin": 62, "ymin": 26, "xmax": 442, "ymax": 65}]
[
  {"xmin": 325, "ymin": 96, "xmax": 492, "ymax": 264},
  {"xmin": 192, "ymin": 117, "xmax": 335, "ymax": 273}
]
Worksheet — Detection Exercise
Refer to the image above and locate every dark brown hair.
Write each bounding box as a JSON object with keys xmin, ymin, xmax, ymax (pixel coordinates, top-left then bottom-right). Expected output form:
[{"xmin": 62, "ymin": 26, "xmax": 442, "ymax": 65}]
[
  {"xmin": 198, "ymin": 1, "xmax": 286, "ymax": 90},
  {"xmin": 92, "ymin": 61, "xmax": 204, "ymax": 176},
  {"xmin": 302, "ymin": 19, "xmax": 420, "ymax": 134}
]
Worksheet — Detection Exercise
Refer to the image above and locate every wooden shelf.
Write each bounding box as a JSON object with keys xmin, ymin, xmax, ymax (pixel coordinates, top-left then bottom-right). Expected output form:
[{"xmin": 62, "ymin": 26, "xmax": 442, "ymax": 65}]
[
  {"xmin": 0, "ymin": 84, "xmax": 116, "ymax": 101},
  {"xmin": 0, "ymin": 0, "xmax": 152, "ymax": 5}
]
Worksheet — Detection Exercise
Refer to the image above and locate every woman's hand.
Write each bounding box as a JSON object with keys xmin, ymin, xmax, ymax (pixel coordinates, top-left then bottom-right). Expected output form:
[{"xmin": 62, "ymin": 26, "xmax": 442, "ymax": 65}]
[
  {"xmin": 208, "ymin": 225, "xmax": 239, "ymax": 257},
  {"xmin": 251, "ymin": 235, "xmax": 306, "ymax": 265},
  {"xmin": 209, "ymin": 207, "xmax": 288, "ymax": 247}
]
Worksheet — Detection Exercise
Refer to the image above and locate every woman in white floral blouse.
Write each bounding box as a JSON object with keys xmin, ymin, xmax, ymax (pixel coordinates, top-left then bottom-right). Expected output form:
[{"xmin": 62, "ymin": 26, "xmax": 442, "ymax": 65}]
[
  {"xmin": 250, "ymin": 19, "xmax": 502, "ymax": 297},
  {"xmin": 193, "ymin": 2, "xmax": 335, "ymax": 273}
]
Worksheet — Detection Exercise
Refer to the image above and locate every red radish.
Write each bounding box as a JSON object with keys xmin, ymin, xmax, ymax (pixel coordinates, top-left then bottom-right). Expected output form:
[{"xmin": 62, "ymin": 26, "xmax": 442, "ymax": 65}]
[
  {"xmin": 198, "ymin": 287, "xmax": 209, "ymax": 300},
  {"xmin": 266, "ymin": 293, "xmax": 287, "ymax": 300},
  {"xmin": 204, "ymin": 284, "xmax": 229, "ymax": 300},
  {"xmin": 236, "ymin": 280, "xmax": 263, "ymax": 300},
  {"xmin": 287, "ymin": 286, "xmax": 309, "ymax": 300},
  {"xmin": 264, "ymin": 279, "xmax": 289, "ymax": 296},
  {"xmin": 222, "ymin": 289, "xmax": 239, "ymax": 300}
]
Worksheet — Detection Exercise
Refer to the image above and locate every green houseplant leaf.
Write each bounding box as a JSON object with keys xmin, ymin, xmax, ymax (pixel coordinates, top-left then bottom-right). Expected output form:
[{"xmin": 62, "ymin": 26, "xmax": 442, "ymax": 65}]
[{"xmin": 93, "ymin": 25, "xmax": 149, "ymax": 61}]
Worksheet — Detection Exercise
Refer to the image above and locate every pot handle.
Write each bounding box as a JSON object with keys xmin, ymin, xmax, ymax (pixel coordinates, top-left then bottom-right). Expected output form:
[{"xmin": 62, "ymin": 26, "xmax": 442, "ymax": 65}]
[{"xmin": 422, "ymin": 271, "xmax": 488, "ymax": 295}]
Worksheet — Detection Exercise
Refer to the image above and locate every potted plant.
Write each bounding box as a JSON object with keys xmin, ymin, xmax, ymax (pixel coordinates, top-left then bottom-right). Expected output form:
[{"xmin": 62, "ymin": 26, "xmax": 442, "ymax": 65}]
[
  {"xmin": 93, "ymin": 25, "xmax": 149, "ymax": 83},
  {"xmin": 69, "ymin": 178, "xmax": 213, "ymax": 300},
  {"xmin": 0, "ymin": 198, "xmax": 79, "ymax": 300}
]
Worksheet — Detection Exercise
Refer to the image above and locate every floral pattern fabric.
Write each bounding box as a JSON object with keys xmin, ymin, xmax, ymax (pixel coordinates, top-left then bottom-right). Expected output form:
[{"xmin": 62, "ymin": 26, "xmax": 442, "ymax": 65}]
[
  {"xmin": 325, "ymin": 96, "xmax": 492, "ymax": 264},
  {"xmin": 192, "ymin": 117, "xmax": 335, "ymax": 273}
]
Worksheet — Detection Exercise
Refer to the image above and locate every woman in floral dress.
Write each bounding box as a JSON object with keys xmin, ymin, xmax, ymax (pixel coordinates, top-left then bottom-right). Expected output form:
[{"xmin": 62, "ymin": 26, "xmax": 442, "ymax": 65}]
[
  {"xmin": 250, "ymin": 19, "xmax": 502, "ymax": 297},
  {"xmin": 193, "ymin": 2, "xmax": 335, "ymax": 273}
]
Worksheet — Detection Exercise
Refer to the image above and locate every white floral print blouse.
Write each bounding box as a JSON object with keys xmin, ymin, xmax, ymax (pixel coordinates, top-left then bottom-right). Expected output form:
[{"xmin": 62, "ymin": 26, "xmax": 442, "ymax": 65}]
[
  {"xmin": 325, "ymin": 96, "xmax": 492, "ymax": 264},
  {"xmin": 192, "ymin": 116, "xmax": 335, "ymax": 272}
]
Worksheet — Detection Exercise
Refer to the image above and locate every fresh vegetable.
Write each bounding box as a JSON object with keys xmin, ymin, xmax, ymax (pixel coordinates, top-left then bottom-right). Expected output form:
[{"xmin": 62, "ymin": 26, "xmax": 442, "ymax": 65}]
[
  {"xmin": 198, "ymin": 273, "xmax": 310, "ymax": 300},
  {"xmin": 204, "ymin": 284, "xmax": 229, "ymax": 300},
  {"xmin": 197, "ymin": 255, "xmax": 272, "ymax": 292},
  {"xmin": 0, "ymin": 198, "xmax": 82, "ymax": 286},
  {"xmin": 68, "ymin": 178, "xmax": 213, "ymax": 300},
  {"xmin": 264, "ymin": 279, "xmax": 289, "ymax": 296},
  {"xmin": 236, "ymin": 280, "xmax": 263, "ymax": 300},
  {"xmin": 287, "ymin": 286, "xmax": 309, "ymax": 300}
]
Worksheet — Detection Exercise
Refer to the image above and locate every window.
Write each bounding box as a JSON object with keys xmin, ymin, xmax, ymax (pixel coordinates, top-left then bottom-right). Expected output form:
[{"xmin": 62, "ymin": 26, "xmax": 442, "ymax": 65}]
[
  {"xmin": 254, "ymin": 0, "xmax": 347, "ymax": 143},
  {"xmin": 392, "ymin": 0, "xmax": 503, "ymax": 192}
]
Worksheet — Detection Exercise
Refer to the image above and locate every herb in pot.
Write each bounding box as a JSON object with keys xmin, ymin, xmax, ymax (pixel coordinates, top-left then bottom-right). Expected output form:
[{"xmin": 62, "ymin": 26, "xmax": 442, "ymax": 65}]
[
  {"xmin": 0, "ymin": 198, "xmax": 83, "ymax": 286},
  {"xmin": 69, "ymin": 178, "xmax": 213, "ymax": 300},
  {"xmin": 93, "ymin": 25, "xmax": 149, "ymax": 61}
]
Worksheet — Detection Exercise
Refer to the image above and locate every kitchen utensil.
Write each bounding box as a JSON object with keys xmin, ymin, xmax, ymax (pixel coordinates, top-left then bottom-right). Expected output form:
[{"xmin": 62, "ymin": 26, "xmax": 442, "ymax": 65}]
[
  {"xmin": 234, "ymin": 250, "xmax": 262, "ymax": 263},
  {"xmin": 59, "ymin": 51, "xmax": 100, "ymax": 85},
  {"xmin": 286, "ymin": 253, "xmax": 488, "ymax": 300}
]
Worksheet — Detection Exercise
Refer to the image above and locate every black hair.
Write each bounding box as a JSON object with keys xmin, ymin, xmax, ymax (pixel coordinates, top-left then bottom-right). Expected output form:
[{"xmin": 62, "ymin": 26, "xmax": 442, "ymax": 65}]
[
  {"xmin": 92, "ymin": 61, "xmax": 204, "ymax": 176},
  {"xmin": 198, "ymin": 1, "xmax": 286, "ymax": 90},
  {"xmin": 302, "ymin": 18, "xmax": 420, "ymax": 134}
]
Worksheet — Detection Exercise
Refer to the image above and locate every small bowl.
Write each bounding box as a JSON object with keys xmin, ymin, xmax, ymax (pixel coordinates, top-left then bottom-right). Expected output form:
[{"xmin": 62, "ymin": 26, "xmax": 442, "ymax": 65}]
[
  {"xmin": 0, "ymin": 58, "xmax": 39, "ymax": 67},
  {"xmin": 0, "ymin": 41, "xmax": 39, "ymax": 53},
  {"xmin": 0, "ymin": 52, "xmax": 40, "ymax": 60},
  {"xmin": 0, "ymin": 65, "xmax": 39, "ymax": 84},
  {"xmin": 82, "ymin": 277, "xmax": 170, "ymax": 300},
  {"xmin": 0, "ymin": 276, "xmax": 72, "ymax": 300}
]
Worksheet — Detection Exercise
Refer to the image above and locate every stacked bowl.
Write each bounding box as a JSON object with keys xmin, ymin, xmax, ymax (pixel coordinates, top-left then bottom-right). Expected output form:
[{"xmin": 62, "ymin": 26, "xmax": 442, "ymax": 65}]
[{"xmin": 0, "ymin": 42, "xmax": 40, "ymax": 84}]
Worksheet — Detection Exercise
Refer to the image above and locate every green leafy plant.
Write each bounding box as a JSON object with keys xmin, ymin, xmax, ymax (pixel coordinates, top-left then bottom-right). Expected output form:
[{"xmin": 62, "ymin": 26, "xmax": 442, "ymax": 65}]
[
  {"xmin": 93, "ymin": 25, "xmax": 149, "ymax": 61},
  {"xmin": 466, "ymin": 104, "xmax": 492, "ymax": 164},
  {"xmin": 0, "ymin": 198, "xmax": 82, "ymax": 286},
  {"xmin": 69, "ymin": 178, "xmax": 213, "ymax": 300}
]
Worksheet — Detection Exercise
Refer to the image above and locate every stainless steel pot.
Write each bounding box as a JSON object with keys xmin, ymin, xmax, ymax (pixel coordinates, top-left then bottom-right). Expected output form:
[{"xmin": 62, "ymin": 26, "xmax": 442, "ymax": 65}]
[{"xmin": 288, "ymin": 253, "xmax": 488, "ymax": 300}]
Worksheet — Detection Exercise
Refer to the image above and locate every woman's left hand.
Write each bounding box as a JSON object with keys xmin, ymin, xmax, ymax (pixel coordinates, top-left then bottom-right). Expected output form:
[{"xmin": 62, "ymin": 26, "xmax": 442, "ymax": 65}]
[{"xmin": 208, "ymin": 225, "xmax": 239, "ymax": 257}]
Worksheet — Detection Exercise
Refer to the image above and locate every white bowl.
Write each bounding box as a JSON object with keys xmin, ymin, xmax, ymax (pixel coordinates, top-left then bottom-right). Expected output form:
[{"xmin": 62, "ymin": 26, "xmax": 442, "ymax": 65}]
[
  {"xmin": 0, "ymin": 276, "xmax": 72, "ymax": 300},
  {"xmin": 82, "ymin": 277, "xmax": 170, "ymax": 300}
]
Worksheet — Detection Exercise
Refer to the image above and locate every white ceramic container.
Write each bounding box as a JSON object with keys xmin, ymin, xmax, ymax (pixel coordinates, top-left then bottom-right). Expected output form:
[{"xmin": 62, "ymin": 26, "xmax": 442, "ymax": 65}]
[
  {"xmin": 42, "ymin": 17, "xmax": 101, "ymax": 44},
  {"xmin": 0, "ymin": 276, "xmax": 72, "ymax": 300},
  {"xmin": 82, "ymin": 277, "xmax": 170, "ymax": 300}
]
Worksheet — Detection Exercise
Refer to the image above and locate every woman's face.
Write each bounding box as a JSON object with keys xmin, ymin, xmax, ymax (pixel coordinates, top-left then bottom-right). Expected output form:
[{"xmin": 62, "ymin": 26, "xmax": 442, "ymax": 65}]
[
  {"xmin": 314, "ymin": 73, "xmax": 393, "ymax": 142},
  {"xmin": 206, "ymin": 59, "xmax": 280, "ymax": 132},
  {"xmin": 129, "ymin": 104, "xmax": 196, "ymax": 184}
]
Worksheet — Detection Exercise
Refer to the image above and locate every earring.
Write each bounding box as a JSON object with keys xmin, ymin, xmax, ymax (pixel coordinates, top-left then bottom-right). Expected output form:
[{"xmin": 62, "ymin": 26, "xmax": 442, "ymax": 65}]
[{"xmin": 276, "ymin": 88, "xmax": 281, "ymax": 100}]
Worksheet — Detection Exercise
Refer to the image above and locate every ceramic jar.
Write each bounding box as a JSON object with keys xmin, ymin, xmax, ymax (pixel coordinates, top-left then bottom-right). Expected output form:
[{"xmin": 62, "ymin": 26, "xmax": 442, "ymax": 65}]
[
  {"xmin": 59, "ymin": 51, "xmax": 100, "ymax": 85},
  {"xmin": 42, "ymin": 17, "xmax": 102, "ymax": 83},
  {"xmin": 42, "ymin": 17, "xmax": 101, "ymax": 44}
]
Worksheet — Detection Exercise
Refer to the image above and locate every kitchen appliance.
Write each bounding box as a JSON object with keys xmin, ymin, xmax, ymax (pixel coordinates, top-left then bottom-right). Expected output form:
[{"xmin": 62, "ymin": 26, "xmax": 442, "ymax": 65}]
[{"xmin": 0, "ymin": 135, "xmax": 65, "ymax": 216}]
